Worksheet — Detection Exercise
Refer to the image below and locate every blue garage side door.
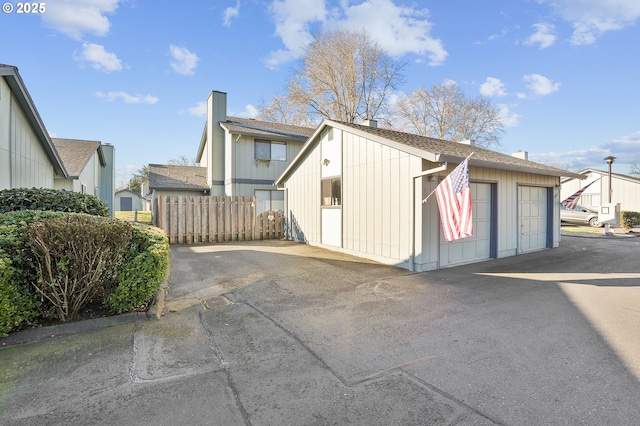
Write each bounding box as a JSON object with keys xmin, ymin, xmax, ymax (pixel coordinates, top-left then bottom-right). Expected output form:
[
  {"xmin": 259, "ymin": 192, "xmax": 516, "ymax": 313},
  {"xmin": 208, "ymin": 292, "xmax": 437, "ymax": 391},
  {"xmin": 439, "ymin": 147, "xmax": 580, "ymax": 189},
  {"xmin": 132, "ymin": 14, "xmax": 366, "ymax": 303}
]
[{"xmin": 120, "ymin": 197, "xmax": 133, "ymax": 211}]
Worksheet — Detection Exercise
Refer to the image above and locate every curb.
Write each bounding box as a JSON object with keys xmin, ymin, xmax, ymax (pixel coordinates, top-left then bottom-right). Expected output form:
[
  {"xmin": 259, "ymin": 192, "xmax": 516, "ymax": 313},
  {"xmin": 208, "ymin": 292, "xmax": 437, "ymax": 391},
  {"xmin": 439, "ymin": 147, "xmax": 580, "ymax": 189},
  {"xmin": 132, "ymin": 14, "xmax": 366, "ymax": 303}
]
[{"xmin": 0, "ymin": 259, "xmax": 172, "ymax": 350}]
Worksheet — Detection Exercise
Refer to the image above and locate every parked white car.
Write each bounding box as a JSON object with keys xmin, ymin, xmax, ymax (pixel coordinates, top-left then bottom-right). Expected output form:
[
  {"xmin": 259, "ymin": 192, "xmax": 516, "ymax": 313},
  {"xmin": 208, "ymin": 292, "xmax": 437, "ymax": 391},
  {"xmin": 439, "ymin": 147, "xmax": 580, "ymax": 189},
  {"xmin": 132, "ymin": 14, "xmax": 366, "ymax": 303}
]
[{"xmin": 560, "ymin": 205, "xmax": 603, "ymax": 228}]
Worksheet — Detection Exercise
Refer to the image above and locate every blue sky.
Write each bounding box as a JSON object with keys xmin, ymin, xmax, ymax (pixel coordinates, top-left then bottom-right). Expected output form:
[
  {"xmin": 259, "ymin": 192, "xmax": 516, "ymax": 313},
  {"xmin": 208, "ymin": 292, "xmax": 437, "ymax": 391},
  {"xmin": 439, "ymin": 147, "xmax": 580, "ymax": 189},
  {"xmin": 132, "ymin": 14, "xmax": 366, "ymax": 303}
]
[{"xmin": 3, "ymin": 0, "xmax": 639, "ymax": 186}]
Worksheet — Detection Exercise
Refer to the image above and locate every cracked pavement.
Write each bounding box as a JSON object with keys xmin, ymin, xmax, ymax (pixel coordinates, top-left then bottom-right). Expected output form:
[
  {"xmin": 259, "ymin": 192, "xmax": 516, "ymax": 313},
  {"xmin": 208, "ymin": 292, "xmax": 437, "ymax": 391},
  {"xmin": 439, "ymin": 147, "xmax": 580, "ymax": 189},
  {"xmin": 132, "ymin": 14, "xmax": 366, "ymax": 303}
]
[{"xmin": 1, "ymin": 236, "xmax": 639, "ymax": 425}]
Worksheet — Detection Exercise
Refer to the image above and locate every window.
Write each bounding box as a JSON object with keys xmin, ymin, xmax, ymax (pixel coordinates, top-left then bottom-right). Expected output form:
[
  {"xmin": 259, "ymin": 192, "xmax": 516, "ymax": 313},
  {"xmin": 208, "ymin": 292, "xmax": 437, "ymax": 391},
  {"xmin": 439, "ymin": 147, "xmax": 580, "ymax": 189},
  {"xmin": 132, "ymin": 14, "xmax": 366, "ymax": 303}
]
[
  {"xmin": 321, "ymin": 177, "xmax": 341, "ymax": 206},
  {"xmin": 255, "ymin": 190, "xmax": 284, "ymax": 214},
  {"xmin": 255, "ymin": 140, "xmax": 286, "ymax": 161}
]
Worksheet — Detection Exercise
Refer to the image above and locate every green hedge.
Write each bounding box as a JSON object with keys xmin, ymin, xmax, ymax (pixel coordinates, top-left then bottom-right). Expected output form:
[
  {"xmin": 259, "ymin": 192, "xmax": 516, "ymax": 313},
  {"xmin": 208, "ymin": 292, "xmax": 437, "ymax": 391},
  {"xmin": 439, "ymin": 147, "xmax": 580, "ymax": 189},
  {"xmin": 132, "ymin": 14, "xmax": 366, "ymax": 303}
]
[
  {"xmin": 108, "ymin": 225, "xmax": 169, "ymax": 314},
  {"xmin": 0, "ymin": 210, "xmax": 169, "ymax": 335},
  {"xmin": 0, "ymin": 187, "xmax": 109, "ymax": 217},
  {"xmin": 621, "ymin": 211, "xmax": 640, "ymax": 230}
]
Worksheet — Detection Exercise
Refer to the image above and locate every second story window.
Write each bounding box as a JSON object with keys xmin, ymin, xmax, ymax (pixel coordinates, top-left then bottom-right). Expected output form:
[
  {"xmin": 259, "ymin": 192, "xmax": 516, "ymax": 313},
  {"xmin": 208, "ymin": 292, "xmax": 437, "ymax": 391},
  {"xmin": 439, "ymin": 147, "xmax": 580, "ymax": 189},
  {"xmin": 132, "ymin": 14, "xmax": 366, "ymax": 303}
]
[{"xmin": 255, "ymin": 140, "xmax": 286, "ymax": 161}]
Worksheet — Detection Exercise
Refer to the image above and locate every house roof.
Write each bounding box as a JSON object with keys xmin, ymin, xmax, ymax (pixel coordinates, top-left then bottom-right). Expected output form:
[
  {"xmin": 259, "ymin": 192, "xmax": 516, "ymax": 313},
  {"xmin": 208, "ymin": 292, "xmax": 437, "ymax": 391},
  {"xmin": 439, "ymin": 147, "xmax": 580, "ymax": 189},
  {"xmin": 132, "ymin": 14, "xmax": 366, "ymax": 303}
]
[
  {"xmin": 561, "ymin": 168, "xmax": 640, "ymax": 184},
  {"xmin": 51, "ymin": 138, "xmax": 105, "ymax": 178},
  {"xmin": 222, "ymin": 117, "xmax": 315, "ymax": 141},
  {"xmin": 148, "ymin": 164, "xmax": 209, "ymax": 191},
  {"xmin": 196, "ymin": 116, "xmax": 315, "ymax": 162},
  {"xmin": 0, "ymin": 64, "xmax": 68, "ymax": 178},
  {"xmin": 276, "ymin": 120, "xmax": 585, "ymax": 185},
  {"xmin": 115, "ymin": 188, "xmax": 142, "ymax": 196}
]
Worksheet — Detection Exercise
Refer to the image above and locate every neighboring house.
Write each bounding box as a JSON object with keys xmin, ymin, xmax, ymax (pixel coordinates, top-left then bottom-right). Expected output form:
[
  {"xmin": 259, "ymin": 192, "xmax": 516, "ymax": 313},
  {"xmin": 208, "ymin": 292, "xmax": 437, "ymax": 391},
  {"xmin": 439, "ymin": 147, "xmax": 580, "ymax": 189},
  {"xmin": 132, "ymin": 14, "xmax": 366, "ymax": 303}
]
[
  {"xmin": 275, "ymin": 120, "xmax": 584, "ymax": 272},
  {"xmin": 0, "ymin": 64, "xmax": 68, "ymax": 189},
  {"xmin": 52, "ymin": 138, "xmax": 115, "ymax": 215},
  {"xmin": 115, "ymin": 188, "xmax": 144, "ymax": 211},
  {"xmin": 147, "ymin": 164, "xmax": 209, "ymax": 198},
  {"xmin": 561, "ymin": 169, "xmax": 640, "ymax": 212},
  {"xmin": 195, "ymin": 90, "xmax": 315, "ymax": 213}
]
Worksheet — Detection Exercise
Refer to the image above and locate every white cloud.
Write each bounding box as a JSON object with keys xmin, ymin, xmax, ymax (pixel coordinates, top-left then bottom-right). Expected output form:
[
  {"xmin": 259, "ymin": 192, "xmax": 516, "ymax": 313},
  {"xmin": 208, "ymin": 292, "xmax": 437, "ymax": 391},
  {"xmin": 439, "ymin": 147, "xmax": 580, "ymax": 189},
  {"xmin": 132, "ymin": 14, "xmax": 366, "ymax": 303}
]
[
  {"xmin": 336, "ymin": 0, "xmax": 447, "ymax": 65},
  {"xmin": 223, "ymin": 1, "xmax": 240, "ymax": 27},
  {"xmin": 480, "ymin": 77, "xmax": 507, "ymax": 97},
  {"xmin": 188, "ymin": 101, "xmax": 207, "ymax": 117},
  {"xmin": 266, "ymin": 0, "xmax": 326, "ymax": 69},
  {"xmin": 75, "ymin": 43, "xmax": 122, "ymax": 72},
  {"xmin": 539, "ymin": 0, "xmax": 640, "ymax": 45},
  {"xmin": 497, "ymin": 104, "xmax": 521, "ymax": 128},
  {"xmin": 169, "ymin": 45, "xmax": 200, "ymax": 75},
  {"xmin": 266, "ymin": 0, "xmax": 447, "ymax": 69},
  {"xmin": 233, "ymin": 104, "xmax": 259, "ymax": 119},
  {"xmin": 523, "ymin": 74, "xmax": 561, "ymax": 96},
  {"xmin": 529, "ymin": 131, "xmax": 640, "ymax": 172},
  {"xmin": 42, "ymin": 0, "xmax": 122, "ymax": 40},
  {"xmin": 524, "ymin": 22, "xmax": 556, "ymax": 49},
  {"xmin": 96, "ymin": 91, "xmax": 159, "ymax": 104}
]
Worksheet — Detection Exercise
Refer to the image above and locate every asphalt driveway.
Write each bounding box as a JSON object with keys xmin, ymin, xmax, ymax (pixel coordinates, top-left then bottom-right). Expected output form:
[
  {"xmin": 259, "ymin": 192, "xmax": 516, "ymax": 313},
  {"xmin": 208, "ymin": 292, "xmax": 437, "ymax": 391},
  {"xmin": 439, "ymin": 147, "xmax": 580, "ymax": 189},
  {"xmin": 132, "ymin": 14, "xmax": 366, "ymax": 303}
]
[{"xmin": 1, "ymin": 235, "xmax": 639, "ymax": 425}]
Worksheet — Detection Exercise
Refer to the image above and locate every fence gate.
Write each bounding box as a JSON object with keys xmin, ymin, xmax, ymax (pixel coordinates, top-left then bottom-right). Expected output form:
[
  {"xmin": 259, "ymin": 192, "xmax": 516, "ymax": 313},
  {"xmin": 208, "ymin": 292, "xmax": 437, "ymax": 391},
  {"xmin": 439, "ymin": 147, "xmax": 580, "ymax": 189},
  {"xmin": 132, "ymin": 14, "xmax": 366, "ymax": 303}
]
[{"xmin": 156, "ymin": 195, "xmax": 284, "ymax": 244}]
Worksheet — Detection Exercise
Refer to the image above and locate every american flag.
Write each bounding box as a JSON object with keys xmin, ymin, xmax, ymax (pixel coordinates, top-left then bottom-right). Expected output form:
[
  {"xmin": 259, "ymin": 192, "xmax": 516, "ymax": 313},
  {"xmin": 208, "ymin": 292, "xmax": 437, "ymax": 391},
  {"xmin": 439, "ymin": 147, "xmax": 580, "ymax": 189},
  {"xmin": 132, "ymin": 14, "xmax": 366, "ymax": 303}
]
[
  {"xmin": 561, "ymin": 179, "xmax": 597, "ymax": 209},
  {"xmin": 435, "ymin": 158, "xmax": 473, "ymax": 242}
]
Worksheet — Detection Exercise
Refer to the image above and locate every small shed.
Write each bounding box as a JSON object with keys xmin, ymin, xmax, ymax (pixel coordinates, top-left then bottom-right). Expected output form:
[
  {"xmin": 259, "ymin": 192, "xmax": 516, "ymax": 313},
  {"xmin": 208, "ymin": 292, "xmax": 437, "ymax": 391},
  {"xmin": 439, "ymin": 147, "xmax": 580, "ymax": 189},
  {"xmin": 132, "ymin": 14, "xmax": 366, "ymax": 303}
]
[
  {"xmin": 115, "ymin": 188, "xmax": 144, "ymax": 212},
  {"xmin": 275, "ymin": 120, "xmax": 583, "ymax": 271}
]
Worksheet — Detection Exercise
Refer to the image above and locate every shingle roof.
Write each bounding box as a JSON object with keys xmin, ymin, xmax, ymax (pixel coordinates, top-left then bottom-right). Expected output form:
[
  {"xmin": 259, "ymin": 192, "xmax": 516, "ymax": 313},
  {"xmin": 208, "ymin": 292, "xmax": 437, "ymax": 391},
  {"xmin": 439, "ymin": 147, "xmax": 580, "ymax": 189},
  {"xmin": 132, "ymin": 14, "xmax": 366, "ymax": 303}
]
[
  {"xmin": 276, "ymin": 120, "xmax": 584, "ymax": 185},
  {"xmin": 148, "ymin": 164, "xmax": 209, "ymax": 191},
  {"xmin": 51, "ymin": 138, "xmax": 102, "ymax": 178},
  {"xmin": 335, "ymin": 121, "xmax": 584, "ymax": 177},
  {"xmin": 221, "ymin": 116, "xmax": 316, "ymax": 142}
]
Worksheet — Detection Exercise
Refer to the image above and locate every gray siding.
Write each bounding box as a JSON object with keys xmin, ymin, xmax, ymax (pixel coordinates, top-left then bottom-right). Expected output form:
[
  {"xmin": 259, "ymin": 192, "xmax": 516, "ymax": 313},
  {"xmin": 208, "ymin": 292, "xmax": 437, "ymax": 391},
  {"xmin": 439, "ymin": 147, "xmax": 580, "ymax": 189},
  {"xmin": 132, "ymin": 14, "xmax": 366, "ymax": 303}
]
[
  {"xmin": 0, "ymin": 84, "xmax": 55, "ymax": 189},
  {"xmin": 283, "ymin": 124, "xmax": 561, "ymax": 271},
  {"xmin": 227, "ymin": 135, "xmax": 304, "ymax": 196}
]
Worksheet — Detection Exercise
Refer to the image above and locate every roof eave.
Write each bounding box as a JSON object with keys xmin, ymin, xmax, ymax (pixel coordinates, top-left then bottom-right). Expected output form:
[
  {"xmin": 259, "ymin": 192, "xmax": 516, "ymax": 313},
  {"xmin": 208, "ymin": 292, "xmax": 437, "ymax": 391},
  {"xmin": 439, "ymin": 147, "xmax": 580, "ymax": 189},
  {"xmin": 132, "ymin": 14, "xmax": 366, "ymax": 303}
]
[{"xmin": 1, "ymin": 65, "xmax": 69, "ymax": 178}]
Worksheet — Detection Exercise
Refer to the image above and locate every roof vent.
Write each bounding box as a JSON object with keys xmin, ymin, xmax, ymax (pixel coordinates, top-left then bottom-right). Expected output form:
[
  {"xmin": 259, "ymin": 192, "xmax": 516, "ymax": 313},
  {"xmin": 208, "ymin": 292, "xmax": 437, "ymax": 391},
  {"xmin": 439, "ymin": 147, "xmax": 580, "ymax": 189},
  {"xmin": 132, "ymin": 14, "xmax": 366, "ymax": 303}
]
[
  {"xmin": 458, "ymin": 139, "xmax": 475, "ymax": 146},
  {"xmin": 362, "ymin": 119, "xmax": 377, "ymax": 128}
]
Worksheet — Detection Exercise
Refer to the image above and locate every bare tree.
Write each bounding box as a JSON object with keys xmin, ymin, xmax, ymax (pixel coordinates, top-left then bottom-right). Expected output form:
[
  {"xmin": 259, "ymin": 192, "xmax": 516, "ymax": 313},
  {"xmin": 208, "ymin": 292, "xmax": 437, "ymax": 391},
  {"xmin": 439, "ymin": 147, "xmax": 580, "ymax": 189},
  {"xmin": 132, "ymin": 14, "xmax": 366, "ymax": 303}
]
[
  {"xmin": 168, "ymin": 155, "xmax": 195, "ymax": 166},
  {"xmin": 286, "ymin": 29, "xmax": 405, "ymax": 123},
  {"xmin": 393, "ymin": 83, "xmax": 504, "ymax": 149},
  {"xmin": 630, "ymin": 161, "xmax": 640, "ymax": 176},
  {"xmin": 256, "ymin": 95, "xmax": 318, "ymax": 128}
]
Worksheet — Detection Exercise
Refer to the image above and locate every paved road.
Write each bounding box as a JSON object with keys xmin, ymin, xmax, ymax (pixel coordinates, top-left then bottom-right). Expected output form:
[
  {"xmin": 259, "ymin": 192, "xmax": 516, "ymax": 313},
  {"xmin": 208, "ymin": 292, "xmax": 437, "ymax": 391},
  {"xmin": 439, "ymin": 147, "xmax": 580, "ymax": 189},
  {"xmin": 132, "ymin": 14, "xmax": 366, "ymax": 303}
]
[{"xmin": 1, "ymin": 235, "xmax": 639, "ymax": 425}]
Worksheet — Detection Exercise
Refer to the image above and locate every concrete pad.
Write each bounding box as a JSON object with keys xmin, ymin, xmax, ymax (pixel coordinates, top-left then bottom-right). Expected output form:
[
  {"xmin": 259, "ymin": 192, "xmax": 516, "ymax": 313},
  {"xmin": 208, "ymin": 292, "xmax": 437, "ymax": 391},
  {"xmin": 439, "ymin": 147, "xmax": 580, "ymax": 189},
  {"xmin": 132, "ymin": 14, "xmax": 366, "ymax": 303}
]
[{"xmin": 200, "ymin": 302, "xmax": 492, "ymax": 425}]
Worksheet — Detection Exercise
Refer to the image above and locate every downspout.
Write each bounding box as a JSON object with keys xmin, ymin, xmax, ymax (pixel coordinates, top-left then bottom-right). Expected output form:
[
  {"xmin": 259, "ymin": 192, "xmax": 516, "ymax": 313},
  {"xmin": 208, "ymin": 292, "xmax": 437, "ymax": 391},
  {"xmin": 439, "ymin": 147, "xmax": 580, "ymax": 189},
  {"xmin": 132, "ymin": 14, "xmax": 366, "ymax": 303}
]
[{"xmin": 410, "ymin": 163, "xmax": 448, "ymax": 272}]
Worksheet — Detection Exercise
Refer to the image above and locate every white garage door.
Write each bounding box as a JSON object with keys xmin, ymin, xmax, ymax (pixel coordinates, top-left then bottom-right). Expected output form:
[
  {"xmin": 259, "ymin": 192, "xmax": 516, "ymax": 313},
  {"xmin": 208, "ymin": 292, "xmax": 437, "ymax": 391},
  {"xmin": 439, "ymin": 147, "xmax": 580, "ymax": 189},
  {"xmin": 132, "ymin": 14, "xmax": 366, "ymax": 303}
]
[
  {"xmin": 518, "ymin": 186, "xmax": 549, "ymax": 253},
  {"xmin": 439, "ymin": 182, "xmax": 492, "ymax": 268}
]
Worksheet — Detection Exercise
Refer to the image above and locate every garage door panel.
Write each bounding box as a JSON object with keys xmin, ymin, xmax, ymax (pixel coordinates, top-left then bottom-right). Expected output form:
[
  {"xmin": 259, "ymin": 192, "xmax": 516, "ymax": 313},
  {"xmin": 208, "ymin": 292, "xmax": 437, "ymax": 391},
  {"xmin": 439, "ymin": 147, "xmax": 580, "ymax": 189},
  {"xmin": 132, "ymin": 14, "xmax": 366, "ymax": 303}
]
[
  {"xmin": 518, "ymin": 186, "xmax": 548, "ymax": 253},
  {"xmin": 439, "ymin": 182, "xmax": 493, "ymax": 268}
]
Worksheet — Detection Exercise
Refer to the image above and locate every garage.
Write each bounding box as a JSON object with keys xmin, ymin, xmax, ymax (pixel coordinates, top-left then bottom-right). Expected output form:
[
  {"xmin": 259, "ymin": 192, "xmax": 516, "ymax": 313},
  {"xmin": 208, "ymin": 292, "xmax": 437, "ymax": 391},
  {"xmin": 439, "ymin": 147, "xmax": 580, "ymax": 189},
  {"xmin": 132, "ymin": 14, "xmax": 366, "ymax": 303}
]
[
  {"xmin": 518, "ymin": 185, "xmax": 550, "ymax": 253},
  {"xmin": 439, "ymin": 182, "xmax": 494, "ymax": 267}
]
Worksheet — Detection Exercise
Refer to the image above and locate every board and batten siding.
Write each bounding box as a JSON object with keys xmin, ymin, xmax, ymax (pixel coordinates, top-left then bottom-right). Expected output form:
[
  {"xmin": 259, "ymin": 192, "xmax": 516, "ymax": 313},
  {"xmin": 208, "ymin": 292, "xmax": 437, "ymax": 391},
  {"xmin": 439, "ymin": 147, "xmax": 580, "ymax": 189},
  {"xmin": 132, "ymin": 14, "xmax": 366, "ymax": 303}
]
[
  {"xmin": 225, "ymin": 134, "xmax": 305, "ymax": 196},
  {"xmin": 0, "ymin": 83, "xmax": 55, "ymax": 189},
  {"xmin": 342, "ymin": 131, "xmax": 422, "ymax": 267},
  {"xmin": 283, "ymin": 138, "xmax": 323, "ymax": 245}
]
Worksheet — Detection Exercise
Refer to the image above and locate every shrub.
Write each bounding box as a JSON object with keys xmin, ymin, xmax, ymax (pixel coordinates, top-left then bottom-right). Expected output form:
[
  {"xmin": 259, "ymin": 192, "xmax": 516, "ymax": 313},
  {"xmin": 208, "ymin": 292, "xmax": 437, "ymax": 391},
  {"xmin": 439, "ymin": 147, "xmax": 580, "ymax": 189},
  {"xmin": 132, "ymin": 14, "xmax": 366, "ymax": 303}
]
[
  {"xmin": 0, "ymin": 256, "xmax": 39, "ymax": 336},
  {"xmin": 621, "ymin": 211, "xmax": 640, "ymax": 230},
  {"xmin": 0, "ymin": 210, "xmax": 65, "ymax": 287},
  {"xmin": 27, "ymin": 214, "xmax": 133, "ymax": 322},
  {"xmin": 0, "ymin": 187, "xmax": 108, "ymax": 217},
  {"xmin": 107, "ymin": 224, "xmax": 169, "ymax": 314}
]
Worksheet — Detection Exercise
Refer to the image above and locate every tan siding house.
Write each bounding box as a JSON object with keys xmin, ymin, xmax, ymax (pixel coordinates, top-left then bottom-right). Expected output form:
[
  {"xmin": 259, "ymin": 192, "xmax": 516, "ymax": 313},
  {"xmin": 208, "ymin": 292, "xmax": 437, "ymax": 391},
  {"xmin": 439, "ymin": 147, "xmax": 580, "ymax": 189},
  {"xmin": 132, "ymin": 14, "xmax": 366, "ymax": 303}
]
[
  {"xmin": 0, "ymin": 64, "xmax": 68, "ymax": 189},
  {"xmin": 276, "ymin": 120, "xmax": 583, "ymax": 271}
]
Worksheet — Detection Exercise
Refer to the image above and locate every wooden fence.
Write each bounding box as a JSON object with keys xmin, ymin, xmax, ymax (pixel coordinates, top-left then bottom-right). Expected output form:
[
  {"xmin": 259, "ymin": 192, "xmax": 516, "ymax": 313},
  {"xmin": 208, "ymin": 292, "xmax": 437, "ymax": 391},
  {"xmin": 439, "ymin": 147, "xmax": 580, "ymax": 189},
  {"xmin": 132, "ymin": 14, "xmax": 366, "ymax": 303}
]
[{"xmin": 156, "ymin": 195, "xmax": 285, "ymax": 244}]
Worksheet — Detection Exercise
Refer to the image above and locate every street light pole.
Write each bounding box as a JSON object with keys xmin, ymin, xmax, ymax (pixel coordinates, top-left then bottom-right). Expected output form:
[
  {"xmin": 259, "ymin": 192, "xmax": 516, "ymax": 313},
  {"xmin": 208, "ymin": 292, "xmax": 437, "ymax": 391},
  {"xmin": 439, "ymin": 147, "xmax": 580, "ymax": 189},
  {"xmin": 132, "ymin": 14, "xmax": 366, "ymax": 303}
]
[
  {"xmin": 603, "ymin": 155, "xmax": 616, "ymax": 235},
  {"xmin": 604, "ymin": 156, "xmax": 615, "ymax": 203}
]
